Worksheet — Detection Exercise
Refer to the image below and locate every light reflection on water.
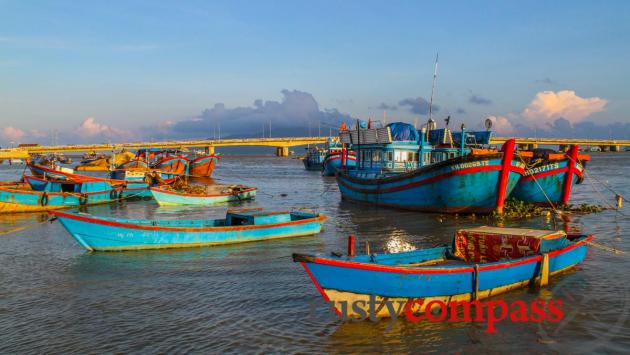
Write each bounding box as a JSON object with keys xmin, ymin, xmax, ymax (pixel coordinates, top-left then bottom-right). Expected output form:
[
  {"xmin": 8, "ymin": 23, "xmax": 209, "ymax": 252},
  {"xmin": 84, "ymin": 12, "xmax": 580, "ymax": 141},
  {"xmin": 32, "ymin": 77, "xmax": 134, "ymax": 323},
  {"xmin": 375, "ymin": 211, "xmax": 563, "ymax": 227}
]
[{"xmin": 0, "ymin": 153, "xmax": 628, "ymax": 353}]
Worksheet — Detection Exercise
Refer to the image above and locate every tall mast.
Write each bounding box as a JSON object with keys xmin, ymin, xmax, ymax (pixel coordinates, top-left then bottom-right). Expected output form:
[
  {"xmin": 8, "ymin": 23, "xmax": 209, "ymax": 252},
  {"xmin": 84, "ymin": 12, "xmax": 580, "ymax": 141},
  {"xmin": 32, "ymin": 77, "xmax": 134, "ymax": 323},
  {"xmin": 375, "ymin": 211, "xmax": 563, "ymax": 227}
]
[{"xmin": 428, "ymin": 53, "xmax": 439, "ymax": 122}]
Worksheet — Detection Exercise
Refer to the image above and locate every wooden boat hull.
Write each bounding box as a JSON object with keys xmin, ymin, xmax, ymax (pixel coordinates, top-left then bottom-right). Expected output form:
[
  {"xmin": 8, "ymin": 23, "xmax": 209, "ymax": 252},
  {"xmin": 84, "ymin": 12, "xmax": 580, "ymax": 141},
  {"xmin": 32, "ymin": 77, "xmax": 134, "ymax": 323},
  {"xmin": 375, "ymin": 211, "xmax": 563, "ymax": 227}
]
[
  {"xmin": 322, "ymin": 152, "xmax": 356, "ymax": 176},
  {"xmin": 153, "ymin": 157, "xmax": 189, "ymax": 175},
  {"xmin": 0, "ymin": 186, "xmax": 121, "ymax": 213},
  {"xmin": 336, "ymin": 155, "xmax": 525, "ymax": 213},
  {"xmin": 28, "ymin": 164, "xmax": 152, "ymax": 198},
  {"xmin": 189, "ymin": 155, "xmax": 219, "ymax": 177},
  {"xmin": 149, "ymin": 187, "xmax": 256, "ymax": 206},
  {"xmin": 511, "ymin": 146, "xmax": 586, "ymax": 206},
  {"xmin": 50, "ymin": 211, "xmax": 326, "ymax": 251},
  {"xmin": 303, "ymin": 159, "xmax": 323, "ymax": 171},
  {"xmin": 294, "ymin": 235, "xmax": 591, "ymax": 318}
]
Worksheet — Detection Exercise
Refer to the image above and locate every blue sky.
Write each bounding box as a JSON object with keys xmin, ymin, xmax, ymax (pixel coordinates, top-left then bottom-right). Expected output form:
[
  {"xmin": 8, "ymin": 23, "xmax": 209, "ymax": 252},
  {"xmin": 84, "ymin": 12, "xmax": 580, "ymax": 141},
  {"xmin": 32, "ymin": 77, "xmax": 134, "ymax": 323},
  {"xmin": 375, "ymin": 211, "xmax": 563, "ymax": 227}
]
[{"xmin": 1, "ymin": 0, "xmax": 629, "ymax": 143}]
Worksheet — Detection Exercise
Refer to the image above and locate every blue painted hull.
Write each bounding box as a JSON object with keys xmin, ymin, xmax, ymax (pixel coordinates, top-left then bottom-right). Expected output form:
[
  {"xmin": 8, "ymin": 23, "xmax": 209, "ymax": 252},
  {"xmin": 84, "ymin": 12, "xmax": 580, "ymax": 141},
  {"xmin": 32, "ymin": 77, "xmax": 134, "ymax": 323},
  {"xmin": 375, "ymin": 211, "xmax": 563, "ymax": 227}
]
[
  {"xmin": 336, "ymin": 155, "xmax": 525, "ymax": 213},
  {"xmin": 322, "ymin": 153, "xmax": 356, "ymax": 176},
  {"xmin": 511, "ymin": 160, "xmax": 584, "ymax": 205},
  {"xmin": 150, "ymin": 187, "xmax": 257, "ymax": 206},
  {"xmin": 0, "ymin": 186, "xmax": 118, "ymax": 213},
  {"xmin": 51, "ymin": 210, "xmax": 326, "ymax": 251},
  {"xmin": 294, "ymin": 234, "xmax": 591, "ymax": 318},
  {"xmin": 27, "ymin": 165, "xmax": 152, "ymax": 198}
]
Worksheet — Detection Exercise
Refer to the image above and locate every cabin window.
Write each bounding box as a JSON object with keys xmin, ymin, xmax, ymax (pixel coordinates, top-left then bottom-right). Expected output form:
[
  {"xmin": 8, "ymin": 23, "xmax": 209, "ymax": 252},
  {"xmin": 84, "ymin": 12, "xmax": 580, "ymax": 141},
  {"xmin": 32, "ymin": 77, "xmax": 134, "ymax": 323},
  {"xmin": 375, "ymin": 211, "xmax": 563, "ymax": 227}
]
[
  {"xmin": 61, "ymin": 184, "xmax": 75, "ymax": 192},
  {"xmin": 407, "ymin": 152, "xmax": 418, "ymax": 161},
  {"xmin": 385, "ymin": 151, "xmax": 394, "ymax": 161},
  {"xmin": 449, "ymin": 152, "xmax": 455, "ymax": 159},
  {"xmin": 394, "ymin": 150, "xmax": 403, "ymax": 162},
  {"xmin": 372, "ymin": 150, "xmax": 381, "ymax": 162}
]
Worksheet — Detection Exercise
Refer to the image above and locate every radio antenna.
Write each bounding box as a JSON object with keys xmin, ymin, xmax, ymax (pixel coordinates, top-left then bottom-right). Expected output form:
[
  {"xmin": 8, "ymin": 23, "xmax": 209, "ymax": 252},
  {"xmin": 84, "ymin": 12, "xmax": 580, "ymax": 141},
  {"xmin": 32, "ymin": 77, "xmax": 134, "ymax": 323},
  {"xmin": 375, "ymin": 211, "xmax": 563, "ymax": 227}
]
[{"xmin": 428, "ymin": 53, "xmax": 439, "ymax": 122}]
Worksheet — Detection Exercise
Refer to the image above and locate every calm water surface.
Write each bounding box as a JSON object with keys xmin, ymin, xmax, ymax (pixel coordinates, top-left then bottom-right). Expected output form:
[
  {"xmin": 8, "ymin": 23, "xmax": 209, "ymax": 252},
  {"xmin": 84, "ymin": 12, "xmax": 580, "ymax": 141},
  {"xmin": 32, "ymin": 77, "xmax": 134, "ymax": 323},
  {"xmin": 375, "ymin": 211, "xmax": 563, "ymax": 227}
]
[{"xmin": 0, "ymin": 153, "xmax": 629, "ymax": 353}]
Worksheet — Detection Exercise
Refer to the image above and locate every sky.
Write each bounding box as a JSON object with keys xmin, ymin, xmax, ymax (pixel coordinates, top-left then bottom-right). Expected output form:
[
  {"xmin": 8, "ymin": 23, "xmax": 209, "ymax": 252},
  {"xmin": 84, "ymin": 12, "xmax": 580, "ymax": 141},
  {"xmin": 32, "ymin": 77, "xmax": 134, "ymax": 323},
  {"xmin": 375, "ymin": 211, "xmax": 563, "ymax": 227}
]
[{"xmin": 1, "ymin": 0, "xmax": 629, "ymax": 144}]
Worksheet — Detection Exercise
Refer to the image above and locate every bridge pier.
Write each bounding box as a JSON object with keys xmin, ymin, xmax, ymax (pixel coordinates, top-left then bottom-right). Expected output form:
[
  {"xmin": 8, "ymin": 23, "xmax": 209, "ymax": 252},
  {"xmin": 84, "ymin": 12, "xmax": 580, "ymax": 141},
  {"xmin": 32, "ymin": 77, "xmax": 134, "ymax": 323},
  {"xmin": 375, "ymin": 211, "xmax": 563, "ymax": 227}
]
[
  {"xmin": 204, "ymin": 146, "xmax": 215, "ymax": 155},
  {"xmin": 610, "ymin": 145, "xmax": 622, "ymax": 152},
  {"xmin": 275, "ymin": 146, "xmax": 289, "ymax": 157}
]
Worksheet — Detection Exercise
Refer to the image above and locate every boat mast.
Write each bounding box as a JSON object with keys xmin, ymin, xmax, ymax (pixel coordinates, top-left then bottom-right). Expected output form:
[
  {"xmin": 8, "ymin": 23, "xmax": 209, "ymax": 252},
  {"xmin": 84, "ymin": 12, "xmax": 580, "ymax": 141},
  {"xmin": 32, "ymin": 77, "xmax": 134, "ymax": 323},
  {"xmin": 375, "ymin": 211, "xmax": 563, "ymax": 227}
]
[{"xmin": 428, "ymin": 53, "xmax": 438, "ymax": 124}]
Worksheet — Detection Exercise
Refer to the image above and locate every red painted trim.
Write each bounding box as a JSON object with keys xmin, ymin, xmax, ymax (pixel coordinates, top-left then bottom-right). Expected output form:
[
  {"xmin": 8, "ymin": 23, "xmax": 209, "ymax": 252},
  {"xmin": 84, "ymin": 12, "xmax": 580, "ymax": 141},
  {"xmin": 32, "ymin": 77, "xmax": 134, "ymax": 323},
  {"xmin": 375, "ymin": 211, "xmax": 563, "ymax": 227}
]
[
  {"xmin": 306, "ymin": 236, "xmax": 592, "ymax": 275},
  {"xmin": 301, "ymin": 262, "xmax": 341, "ymax": 317},
  {"xmin": 325, "ymin": 155, "xmax": 356, "ymax": 162},
  {"xmin": 48, "ymin": 210, "xmax": 326, "ymax": 232},
  {"xmin": 496, "ymin": 139, "xmax": 516, "ymax": 213},
  {"xmin": 562, "ymin": 145, "xmax": 579, "ymax": 204},
  {"xmin": 338, "ymin": 165, "xmax": 504, "ymax": 194},
  {"xmin": 150, "ymin": 186, "xmax": 257, "ymax": 197}
]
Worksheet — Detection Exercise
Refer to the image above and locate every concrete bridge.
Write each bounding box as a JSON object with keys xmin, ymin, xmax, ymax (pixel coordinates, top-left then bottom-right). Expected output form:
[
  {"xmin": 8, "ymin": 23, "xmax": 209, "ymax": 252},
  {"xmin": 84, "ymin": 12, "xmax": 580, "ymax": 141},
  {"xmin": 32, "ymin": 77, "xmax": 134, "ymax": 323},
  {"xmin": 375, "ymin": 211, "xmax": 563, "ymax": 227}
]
[
  {"xmin": 0, "ymin": 137, "xmax": 328, "ymax": 159},
  {"xmin": 0, "ymin": 136, "xmax": 628, "ymax": 159},
  {"xmin": 490, "ymin": 137, "xmax": 630, "ymax": 152}
]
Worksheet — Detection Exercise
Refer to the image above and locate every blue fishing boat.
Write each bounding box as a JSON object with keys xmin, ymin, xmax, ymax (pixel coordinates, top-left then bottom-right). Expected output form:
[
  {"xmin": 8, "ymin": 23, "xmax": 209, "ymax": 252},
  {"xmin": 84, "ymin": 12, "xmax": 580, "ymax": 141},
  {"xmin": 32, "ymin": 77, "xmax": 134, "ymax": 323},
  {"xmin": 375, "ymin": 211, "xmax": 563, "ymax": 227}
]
[
  {"xmin": 50, "ymin": 208, "xmax": 326, "ymax": 251},
  {"xmin": 511, "ymin": 145, "xmax": 588, "ymax": 206},
  {"xmin": 152, "ymin": 155, "xmax": 189, "ymax": 175},
  {"xmin": 0, "ymin": 177, "xmax": 123, "ymax": 213},
  {"xmin": 294, "ymin": 226, "xmax": 592, "ymax": 319},
  {"xmin": 321, "ymin": 137, "xmax": 357, "ymax": 176},
  {"xmin": 149, "ymin": 185, "xmax": 257, "ymax": 206},
  {"xmin": 28, "ymin": 163, "xmax": 155, "ymax": 198},
  {"xmin": 336, "ymin": 121, "xmax": 525, "ymax": 213},
  {"xmin": 302, "ymin": 146, "xmax": 327, "ymax": 171}
]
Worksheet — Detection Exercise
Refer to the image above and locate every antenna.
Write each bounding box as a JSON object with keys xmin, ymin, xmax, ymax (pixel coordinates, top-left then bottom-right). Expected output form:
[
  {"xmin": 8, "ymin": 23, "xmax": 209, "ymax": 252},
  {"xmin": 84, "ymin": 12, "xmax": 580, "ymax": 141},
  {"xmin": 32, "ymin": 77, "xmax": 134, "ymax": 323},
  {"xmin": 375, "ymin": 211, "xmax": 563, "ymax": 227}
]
[{"xmin": 428, "ymin": 53, "xmax": 439, "ymax": 122}]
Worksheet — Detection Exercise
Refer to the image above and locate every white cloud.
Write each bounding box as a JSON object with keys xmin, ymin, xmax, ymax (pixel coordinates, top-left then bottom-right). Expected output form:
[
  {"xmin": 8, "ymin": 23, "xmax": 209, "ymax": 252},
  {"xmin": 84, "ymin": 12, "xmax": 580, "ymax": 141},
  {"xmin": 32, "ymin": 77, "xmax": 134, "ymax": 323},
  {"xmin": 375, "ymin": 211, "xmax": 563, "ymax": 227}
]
[
  {"xmin": 75, "ymin": 117, "xmax": 131, "ymax": 140},
  {"xmin": 486, "ymin": 115, "xmax": 514, "ymax": 135},
  {"xmin": 522, "ymin": 90, "xmax": 607, "ymax": 124},
  {"xmin": 1, "ymin": 126, "xmax": 26, "ymax": 142}
]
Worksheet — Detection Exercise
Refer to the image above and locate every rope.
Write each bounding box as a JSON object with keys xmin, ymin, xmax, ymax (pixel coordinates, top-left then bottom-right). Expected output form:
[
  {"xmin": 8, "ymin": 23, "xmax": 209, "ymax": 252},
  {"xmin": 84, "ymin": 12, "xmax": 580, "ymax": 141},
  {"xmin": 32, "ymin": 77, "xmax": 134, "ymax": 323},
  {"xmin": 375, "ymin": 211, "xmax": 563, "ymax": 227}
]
[
  {"xmin": 0, "ymin": 218, "xmax": 49, "ymax": 236},
  {"xmin": 588, "ymin": 240, "xmax": 627, "ymax": 255},
  {"xmin": 517, "ymin": 155, "xmax": 559, "ymax": 214}
]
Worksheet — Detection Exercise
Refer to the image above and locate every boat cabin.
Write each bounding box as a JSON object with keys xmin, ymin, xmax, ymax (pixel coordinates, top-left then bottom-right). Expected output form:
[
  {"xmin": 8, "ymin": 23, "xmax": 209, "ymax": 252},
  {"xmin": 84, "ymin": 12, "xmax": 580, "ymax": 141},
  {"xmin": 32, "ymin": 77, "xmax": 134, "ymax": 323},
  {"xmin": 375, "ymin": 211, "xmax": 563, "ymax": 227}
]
[{"xmin": 339, "ymin": 121, "xmax": 494, "ymax": 176}]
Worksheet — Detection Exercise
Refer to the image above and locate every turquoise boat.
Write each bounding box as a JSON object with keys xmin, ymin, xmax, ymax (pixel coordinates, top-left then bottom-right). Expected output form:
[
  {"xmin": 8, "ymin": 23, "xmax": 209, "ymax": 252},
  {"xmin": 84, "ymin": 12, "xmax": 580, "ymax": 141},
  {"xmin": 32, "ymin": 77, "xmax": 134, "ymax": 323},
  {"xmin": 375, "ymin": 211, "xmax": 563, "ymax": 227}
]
[
  {"xmin": 149, "ymin": 185, "xmax": 257, "ymax": 206},
  {"xmin": 28, "ymin": 163, "xmax": 153, "ymax": 198},
  {"xmin": 0, "ymin": 177, "xmax": 123, "ymax": 213},
  {"xmin": 294, "ymin": 226, "xmax": 592, "ymax": 319},
  {"xmin": 50, "ymin": 208, "xmax": 326, "ymax": 251}
]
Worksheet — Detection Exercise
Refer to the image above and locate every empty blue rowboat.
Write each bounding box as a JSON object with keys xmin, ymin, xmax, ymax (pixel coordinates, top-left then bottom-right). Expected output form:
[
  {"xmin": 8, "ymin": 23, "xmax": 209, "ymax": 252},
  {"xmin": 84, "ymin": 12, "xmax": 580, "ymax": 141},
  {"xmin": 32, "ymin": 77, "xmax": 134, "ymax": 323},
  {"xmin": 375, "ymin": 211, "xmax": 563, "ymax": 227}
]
[
  {"xmin": 50, "ymin": 208, "xmax": 326, "ymax": 251},
  {"xmin": 294, "ymin": 226, "xmax": 591, "ymax": 319},
  {"xmin": 149, "ymin": 185, "xmax": 257, "ymax": 206}
]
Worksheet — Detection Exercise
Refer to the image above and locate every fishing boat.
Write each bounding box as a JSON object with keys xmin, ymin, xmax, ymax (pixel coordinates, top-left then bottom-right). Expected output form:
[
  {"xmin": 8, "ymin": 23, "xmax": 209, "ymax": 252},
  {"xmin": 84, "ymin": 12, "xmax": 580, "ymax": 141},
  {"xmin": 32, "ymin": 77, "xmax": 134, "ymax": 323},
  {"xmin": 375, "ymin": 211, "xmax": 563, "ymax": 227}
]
[
  {"xmin": 75, "ymin": 151, "xmax": 136, "ymax": 171},
  {"xmin": 150, "ymin": 185, "xmax": 256, "ymax": 206},
  {"xmin": 0, "ymin": 176, "xmax": 124, "ymax": 213},
  {"xmin": 50, "ymin": 208, "xmax": 326, "ymax": 251},
  {"xmin": 336, "ymin": 121, "xmax": 525, "ymax": 214},
  {"xmin": 511, "ymin": 145, "xmax": 589, "ymax": 206},
  {"xmin": 28, "ymin": 163, "xmax": 162, "ymax": 198},
  {"xmin": 321, "ymin": 137, "xmax": 357, "ymax": 176},
  {"xmin": 303, "ymin": 146, "xmax": 327, "ymax": 171},
  {"xmin": 188, "ymin": 154, "xmax": 220, "ymax": 177},
  {"xmin": 151, "ymin": 151, "xmax": 189, "ymax": 175},
  {"xmin": 293, "ymin": 226, "xmax": 592, "ymax": 319}
]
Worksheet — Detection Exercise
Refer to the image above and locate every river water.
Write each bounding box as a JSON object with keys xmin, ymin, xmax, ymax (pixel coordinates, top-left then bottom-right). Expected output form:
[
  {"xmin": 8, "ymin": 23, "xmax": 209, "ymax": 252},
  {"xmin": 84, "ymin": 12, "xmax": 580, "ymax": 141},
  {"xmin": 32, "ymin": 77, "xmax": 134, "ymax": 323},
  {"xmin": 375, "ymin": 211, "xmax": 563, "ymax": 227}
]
[{"xmin": 0, "ymin": 153, "xmax": 628, "ymax": 353}]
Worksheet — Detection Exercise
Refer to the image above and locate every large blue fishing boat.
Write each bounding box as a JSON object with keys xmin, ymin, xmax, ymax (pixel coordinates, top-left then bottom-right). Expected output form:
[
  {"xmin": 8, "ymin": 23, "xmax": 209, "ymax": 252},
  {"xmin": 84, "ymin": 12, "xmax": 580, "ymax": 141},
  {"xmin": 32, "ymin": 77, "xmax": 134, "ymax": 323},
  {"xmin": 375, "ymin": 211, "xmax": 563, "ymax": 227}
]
[
  {"xmin": 335, "ymin": 120, "xmax": 525, "ymax": 214},
  {"xmin": 512, "ymin": 145, "xmax": 589, "ymax": 206},
  {"xmin": 294, "ymin": 226, "xmax": 592, "ymax": 319},
  {"xmin": 51, "ymin": 208, "xmax": 326, "ymax": 251}
]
